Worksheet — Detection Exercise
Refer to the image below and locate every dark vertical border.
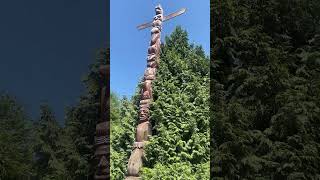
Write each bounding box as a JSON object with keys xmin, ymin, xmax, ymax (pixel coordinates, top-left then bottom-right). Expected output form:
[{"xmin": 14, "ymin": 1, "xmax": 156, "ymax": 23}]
[
  {"xmin": 94, "ymin": 0, "xmax": 110, "ymax": 179},
  {"xmin": 106, "ymin": 0, "xmax": 110, "ymax": 178},
  {"xmin": 210, "ymin": 0, "xmax": 215, "ymax": 179}
]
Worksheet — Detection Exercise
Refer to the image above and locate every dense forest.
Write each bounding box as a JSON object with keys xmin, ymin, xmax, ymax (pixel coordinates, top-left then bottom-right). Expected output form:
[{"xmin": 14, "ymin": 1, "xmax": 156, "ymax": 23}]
[
  {"xmin": 211, "ymin": 0, "xmax": 320, "ymax": 179},
  {"xmin": 0, "ymin": 49, "xmax": 108, "ymax": 180},
  {"xmin": 111, "ymin": 27, "xmax": 210, "ymax": 179}
]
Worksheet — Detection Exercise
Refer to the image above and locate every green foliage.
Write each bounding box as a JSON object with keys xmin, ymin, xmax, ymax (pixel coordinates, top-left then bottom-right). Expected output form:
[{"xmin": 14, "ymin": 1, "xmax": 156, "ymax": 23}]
[
  {"xmin": 211, "ymin": 0, "xmax": 320, "ymax": 179},
  {"xmin": 110, "ymin": 92, "xmax": 137, "ymax": 179},
  {"xmin": 0, "ymin": 95, "xmax": 34, "ymax": 179},
  {"xmin": 33, "ymin": 104, "xmax": 70, "ymax": 179},
  {"xmin": 141, "ymin": 162, "xmax": 209, "ymax": 180},
  {"xmin": 0, "ymin": 48, "xmax": 108, "ymax": 179},
  {"xmin": 141, "ymin": 26, "xmax": 210, "ymax": 178}
]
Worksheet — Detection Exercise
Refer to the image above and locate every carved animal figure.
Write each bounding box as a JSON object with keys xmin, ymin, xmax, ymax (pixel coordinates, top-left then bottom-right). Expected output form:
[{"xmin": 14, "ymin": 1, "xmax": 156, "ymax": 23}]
[
  {"xmin": 148, "ymin": 45, "xmax": 158, "ymax": 55},
  {"xmin": 152, "ymin": 14, "xmax": 163, "ymax": 28},
  {"xmin": 144, "ymin": 67, "xmax": 156, "ymax": 80},
  {"xmin": 151, "ymin": 36, "xmax": 160, "ymax": 47},
  {"xmin": 147, "ymin": 54, "xmax": 157, "ymax": 62},
  {"xmin": 141, "ymin": 80, "xmax": 152, "ymax": 100},
  {"xmin": 144, "ymin": 67, "xmax": 155, "ymax": 76},
  {"xmin": 147, "ymin": 60, "xmax": 158, "ymax": 68},
  {"xmin": 151, "ymin": 27, "xmax": 160, "ymax": 34}
]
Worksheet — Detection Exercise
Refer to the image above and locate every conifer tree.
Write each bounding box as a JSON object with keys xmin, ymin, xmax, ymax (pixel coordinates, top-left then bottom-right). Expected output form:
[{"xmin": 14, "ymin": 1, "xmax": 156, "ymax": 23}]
[
  {"xmin": 0, "ymin": 49, "xmax": 109, "ymax": 179},
  {"xmin": 0, "ymin": 94, "xmax": 34, "ymax": 179},
  {"xmin": 33, "ymin": 104, "xmax": 68, "ymax": 179},
  {"xmin": 140, "ymin": 26, "xmax": 210, "ymax": 179},
  {"xmin": 110, "ymin": 92, "xmax": 138, "ymax": 179},
  {"xmin": 211, "ymin": 0, "xmax": 320, "ymax": 179}
]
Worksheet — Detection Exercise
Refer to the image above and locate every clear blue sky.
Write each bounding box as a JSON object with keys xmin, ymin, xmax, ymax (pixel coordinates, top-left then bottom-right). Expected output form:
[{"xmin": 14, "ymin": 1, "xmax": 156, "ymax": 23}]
[
  {"xmin": 0, "ymin": 0, "xmax": 107, "ymax": 122},
  {"xmin": 110, "ymin": 0, "xmax": 210, "ymax": 98}
]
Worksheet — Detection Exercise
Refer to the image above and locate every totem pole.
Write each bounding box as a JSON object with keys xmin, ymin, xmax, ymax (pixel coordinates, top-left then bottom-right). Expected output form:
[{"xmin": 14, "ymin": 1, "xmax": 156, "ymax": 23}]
[
  {"xmin": 94, "ymin": 59, "xmax": 110, "ymax": 179},
  {"xmin": 125, "ymin": 5, "xmax": 186, "ymax": 180}
]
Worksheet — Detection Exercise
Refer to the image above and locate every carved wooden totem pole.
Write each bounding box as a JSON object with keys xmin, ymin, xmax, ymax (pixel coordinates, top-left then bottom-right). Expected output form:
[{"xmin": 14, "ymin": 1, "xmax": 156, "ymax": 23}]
[
  {"xmin": 125, "ymin": 5, "xmax": 186, "ymax": 180},
  {"xmin": 95, "ymin": 61, "xmax": 110, "ymax": 179}
]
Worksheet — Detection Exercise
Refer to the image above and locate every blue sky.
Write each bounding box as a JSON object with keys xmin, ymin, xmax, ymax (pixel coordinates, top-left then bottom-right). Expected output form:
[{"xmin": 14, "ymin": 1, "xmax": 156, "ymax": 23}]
[
  {"xmin": 110, "ymin": 0, "xmax": 210, "ymax": 98},
  {"xmin": 0, "ymin": 0, "xmax": 107, "ymax": 122}
]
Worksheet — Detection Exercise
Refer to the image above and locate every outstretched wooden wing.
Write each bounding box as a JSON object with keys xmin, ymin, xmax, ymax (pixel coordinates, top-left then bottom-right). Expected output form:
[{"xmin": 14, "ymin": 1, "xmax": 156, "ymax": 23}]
[
  {"xmin": 163, "ymin": 8, "xmax": 186, "ymax": 22},
  {"xmin": 136, "ymin": 8, "xmax": 186, "ymax": 30}
]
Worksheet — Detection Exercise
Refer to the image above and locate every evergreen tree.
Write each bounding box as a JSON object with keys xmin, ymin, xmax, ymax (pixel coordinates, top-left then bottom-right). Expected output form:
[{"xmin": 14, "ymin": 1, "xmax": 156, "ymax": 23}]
[
  {"xmin": 0, "ymin": 48, "xmax": 109, "ymax": 179},
  {"xmin": 110, "ymin": 92, "xmax": 138, "ymax": 179},
  {"xmin": 0, "ymin": 94, "xmax": 34, "ymax": 179},
  {"xmin": 33, "ymin": 104, "xmax": 69, "ymax": 179},
  {"xmin": 140, "ymin": 26, "xmax": 210, "ymax": 179},
  {"xmin": 54, "ymin": 116, "xmax": 86, "ymax": 180},
  {"xmin": 211, "ymin": 0, "xmax": 320, "ymax": 179}
]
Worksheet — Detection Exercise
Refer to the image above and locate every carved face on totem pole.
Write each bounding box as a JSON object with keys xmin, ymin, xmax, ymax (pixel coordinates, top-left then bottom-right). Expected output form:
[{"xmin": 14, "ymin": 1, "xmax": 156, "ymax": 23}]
[
  {"xmin": 139, "ymin": 107, "xmax": 149, "ymax": 122},
  {"xmin": 154, "ymin": 14, "xmax": 163, "ymax": 21}
]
